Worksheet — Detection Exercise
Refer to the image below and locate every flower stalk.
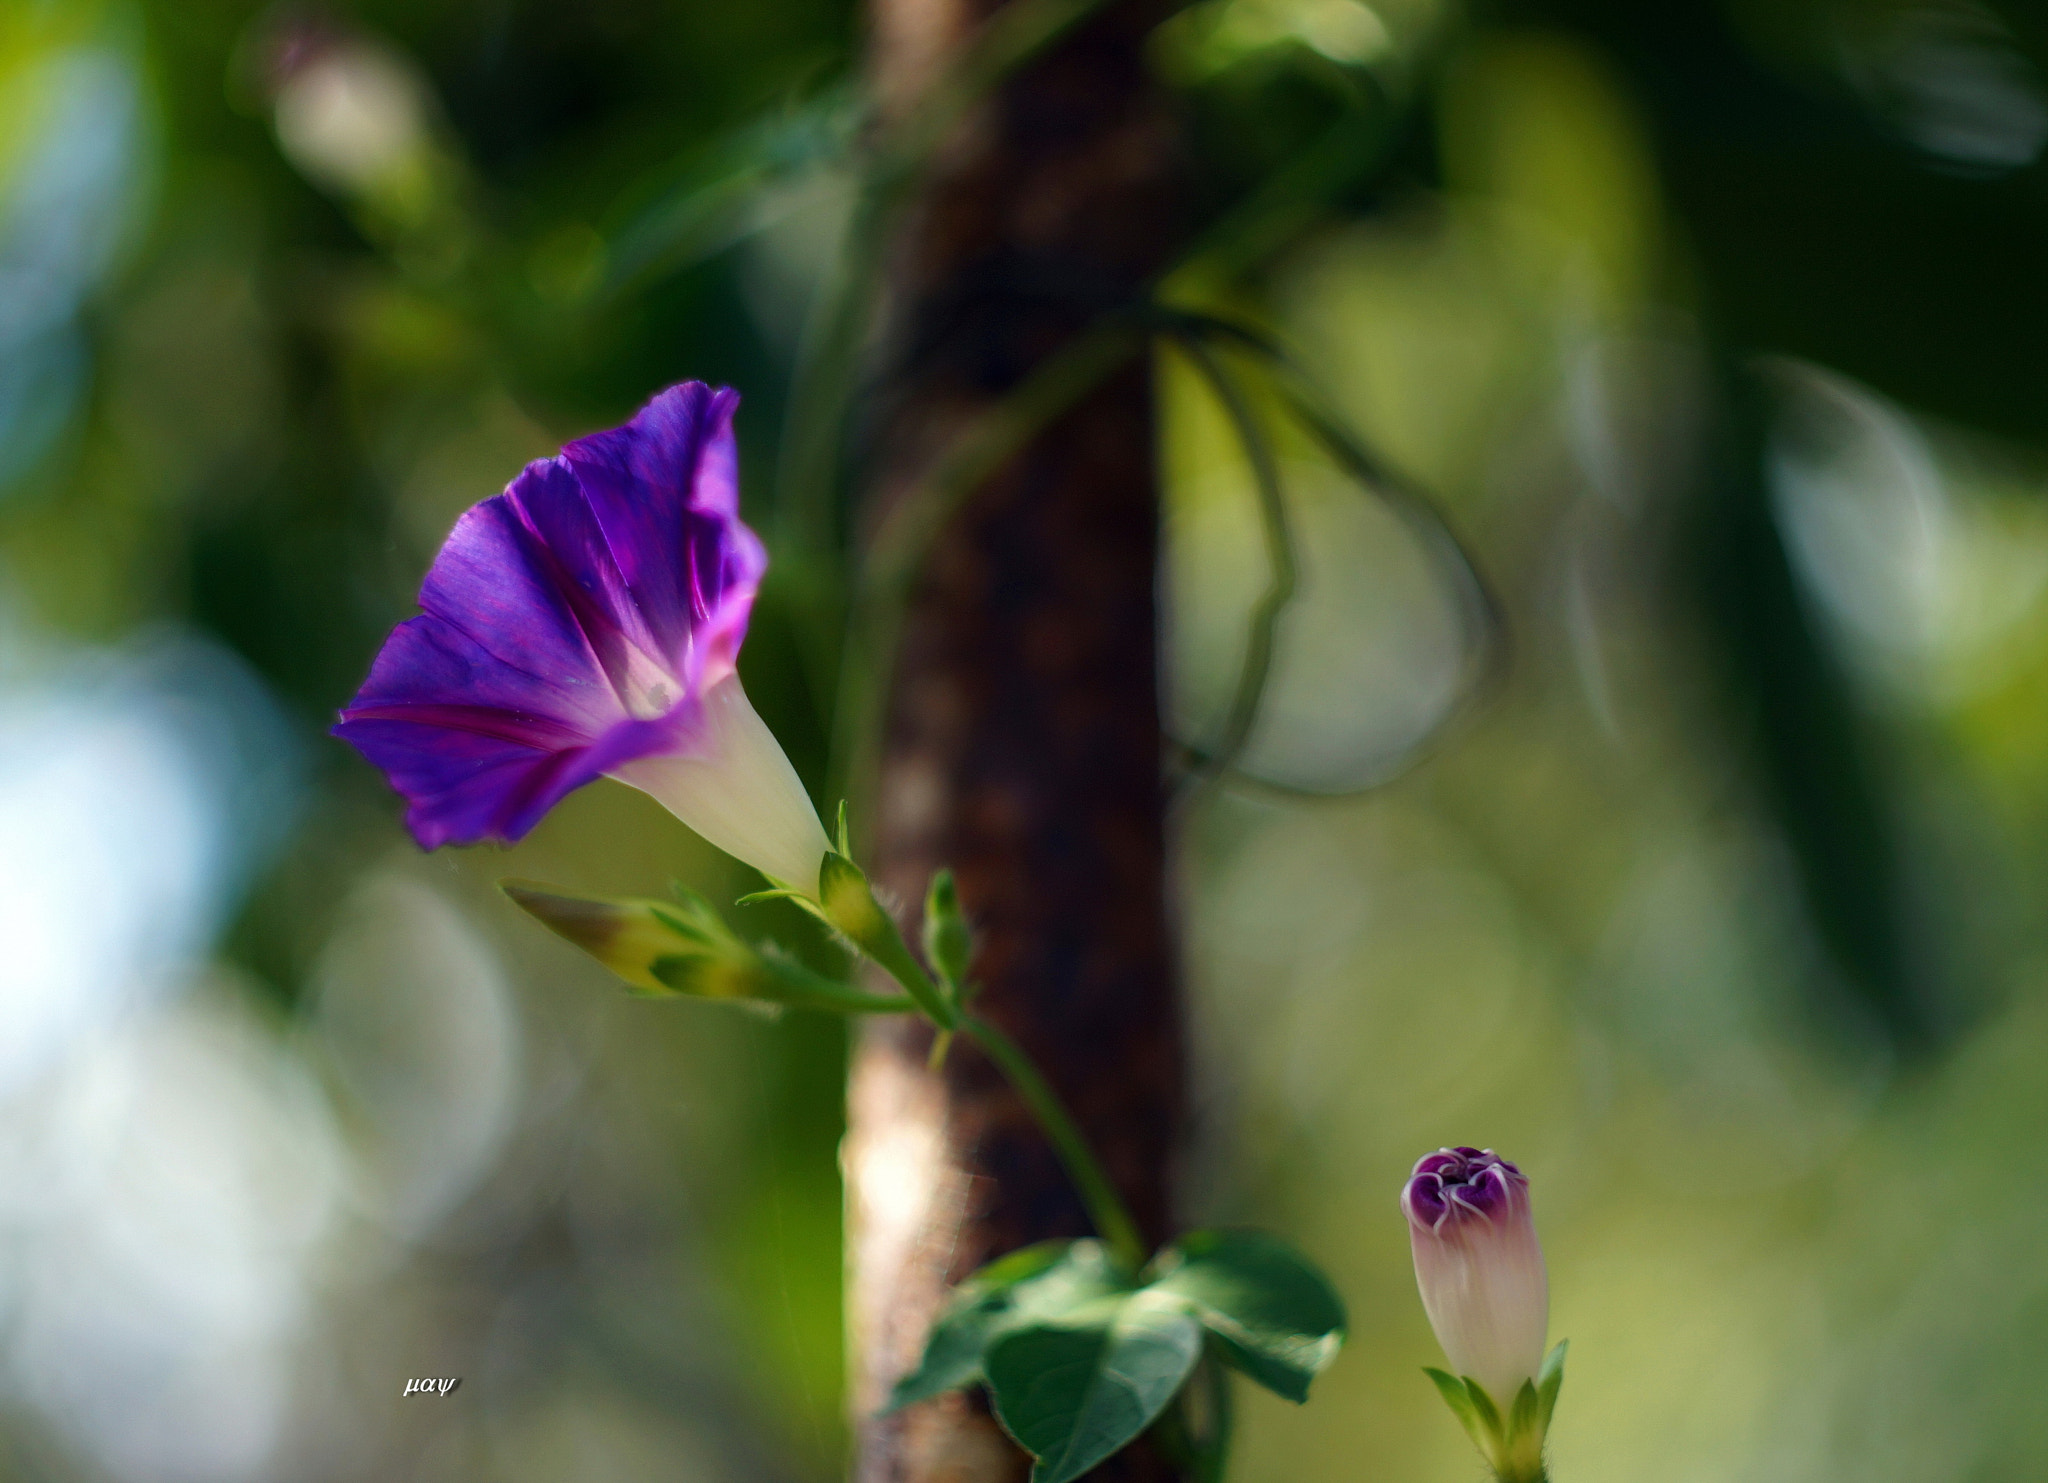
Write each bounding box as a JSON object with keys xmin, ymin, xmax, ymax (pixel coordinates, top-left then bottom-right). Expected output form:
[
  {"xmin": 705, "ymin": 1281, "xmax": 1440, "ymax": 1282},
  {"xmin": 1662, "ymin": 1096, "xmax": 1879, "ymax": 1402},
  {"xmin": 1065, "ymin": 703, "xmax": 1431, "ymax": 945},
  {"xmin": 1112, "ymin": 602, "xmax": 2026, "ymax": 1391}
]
[
  {"xmin": 779, "ymin": 848, "xmax": 1151, "ymax": 1273},
  {"xmin": 957, "ymin": 1012, "xmax": 1148, "ymax": 1273}
]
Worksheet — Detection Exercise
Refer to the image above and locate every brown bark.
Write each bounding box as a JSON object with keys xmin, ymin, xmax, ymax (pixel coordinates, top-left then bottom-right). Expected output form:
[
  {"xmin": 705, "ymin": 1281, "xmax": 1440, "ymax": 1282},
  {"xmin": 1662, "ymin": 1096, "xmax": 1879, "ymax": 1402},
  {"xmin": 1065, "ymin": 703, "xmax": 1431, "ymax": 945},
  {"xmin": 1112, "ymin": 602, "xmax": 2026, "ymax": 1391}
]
[{"xmin": 842, "ymin": 1, "xmax": 1186, "ymax": 1480}]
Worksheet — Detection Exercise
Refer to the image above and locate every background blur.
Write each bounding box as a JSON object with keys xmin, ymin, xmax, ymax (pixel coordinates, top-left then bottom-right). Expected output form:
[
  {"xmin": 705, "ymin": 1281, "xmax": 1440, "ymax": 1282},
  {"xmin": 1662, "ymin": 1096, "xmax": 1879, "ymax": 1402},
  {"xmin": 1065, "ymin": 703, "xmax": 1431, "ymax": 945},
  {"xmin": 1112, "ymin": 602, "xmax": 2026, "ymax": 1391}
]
[{"xmin": 4, "ymin": 0, "xmax": 2048, "ymax": 1479}]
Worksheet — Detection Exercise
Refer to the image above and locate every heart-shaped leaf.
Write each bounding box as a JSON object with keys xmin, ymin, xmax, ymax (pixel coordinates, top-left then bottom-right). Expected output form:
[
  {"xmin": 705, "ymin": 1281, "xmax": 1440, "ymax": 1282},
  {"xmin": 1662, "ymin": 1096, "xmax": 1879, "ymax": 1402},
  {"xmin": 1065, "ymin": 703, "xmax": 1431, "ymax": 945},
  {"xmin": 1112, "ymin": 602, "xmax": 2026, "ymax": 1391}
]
[
  {"xmin": 984, "ymin": 1289, "xmax": 1204, "ymax": 1483},
  {"xmin": 887, "ymin": 1240, "xmax": 1127, "ymax": 1411},
  {"xmin": 1145, "ymin": 1228, "xmax": 1346, "ymax": 1402}
]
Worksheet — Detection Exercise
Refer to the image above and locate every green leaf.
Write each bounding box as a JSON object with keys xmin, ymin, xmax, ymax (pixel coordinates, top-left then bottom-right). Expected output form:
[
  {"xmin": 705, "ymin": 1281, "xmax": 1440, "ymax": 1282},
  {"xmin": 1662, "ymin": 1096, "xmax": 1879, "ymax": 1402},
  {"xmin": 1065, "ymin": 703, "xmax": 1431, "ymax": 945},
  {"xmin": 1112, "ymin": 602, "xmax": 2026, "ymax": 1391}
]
[
  {"xmin": 887, "ymin": 1241, "xmax": 1127, "ymax": 1411},
  {"xmin": 985, "ymin": 1289, "xmax": 1205, "ymax": 1483},
  {"xmin": 922, "ymin": 868, "xmax": 974, "ymax": 990},
  {"xmin": 1144, "ymin": 1228, "xmax": 1346, "ymax": 1403}
]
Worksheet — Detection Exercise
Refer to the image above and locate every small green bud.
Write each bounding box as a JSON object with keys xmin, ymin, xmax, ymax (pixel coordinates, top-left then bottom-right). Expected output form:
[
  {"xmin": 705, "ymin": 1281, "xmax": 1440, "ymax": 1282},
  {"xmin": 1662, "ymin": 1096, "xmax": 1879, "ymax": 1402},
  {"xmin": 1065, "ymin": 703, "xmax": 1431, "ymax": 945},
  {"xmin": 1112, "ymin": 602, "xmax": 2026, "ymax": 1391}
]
[
  {"xmin": 507, "ymin": 878, "xmax": 923, "ymax": 1017},
  {"xmin": 922, "ymin": 869, "xmax": 974, "ymax": 990},
  {"xmin": 502, "ymin": 879, "xmax": 768, "ymax": 1000}
]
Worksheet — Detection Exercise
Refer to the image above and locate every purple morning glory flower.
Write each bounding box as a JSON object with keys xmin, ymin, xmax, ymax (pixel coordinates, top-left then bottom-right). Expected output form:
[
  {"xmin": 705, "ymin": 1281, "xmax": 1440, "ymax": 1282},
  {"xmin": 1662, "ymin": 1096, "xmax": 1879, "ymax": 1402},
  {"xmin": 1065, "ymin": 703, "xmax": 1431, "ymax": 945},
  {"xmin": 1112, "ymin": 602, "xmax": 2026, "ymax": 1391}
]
[
  {"xmin": 334, "ymin": 382, "xmax": 830, "ymax": 892},
  {"xmin": 1402, "ymin": 1146, "xmax": 1549, "ymax": 1406}
]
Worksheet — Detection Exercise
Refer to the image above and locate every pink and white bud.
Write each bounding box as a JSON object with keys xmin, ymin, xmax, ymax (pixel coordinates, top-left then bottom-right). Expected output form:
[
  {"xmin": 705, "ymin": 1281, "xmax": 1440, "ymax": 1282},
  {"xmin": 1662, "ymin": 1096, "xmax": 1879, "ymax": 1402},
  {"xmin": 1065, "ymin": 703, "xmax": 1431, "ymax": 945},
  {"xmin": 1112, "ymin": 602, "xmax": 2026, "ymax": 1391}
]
[{"xmin": 1401, "ymin": 1147, "xmax": 1549, "ymax": 1406}]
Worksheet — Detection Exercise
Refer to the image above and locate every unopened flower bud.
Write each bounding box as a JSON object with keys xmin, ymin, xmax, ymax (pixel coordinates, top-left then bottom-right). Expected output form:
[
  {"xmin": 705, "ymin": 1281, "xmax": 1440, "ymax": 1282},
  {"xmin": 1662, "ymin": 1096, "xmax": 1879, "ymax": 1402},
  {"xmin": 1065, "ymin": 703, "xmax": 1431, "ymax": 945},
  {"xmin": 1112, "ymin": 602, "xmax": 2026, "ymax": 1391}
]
[
  {"xmin": 1401, "ymin": 1146, "xmax": 1548, "ymax": 1408},
  {"xmin": 501, "ymin": 879, "xmax": 912, "ymax": 1018},
  {"xmin": 501, "ymin": 880, "xmax": 763, "ymax": 999}
]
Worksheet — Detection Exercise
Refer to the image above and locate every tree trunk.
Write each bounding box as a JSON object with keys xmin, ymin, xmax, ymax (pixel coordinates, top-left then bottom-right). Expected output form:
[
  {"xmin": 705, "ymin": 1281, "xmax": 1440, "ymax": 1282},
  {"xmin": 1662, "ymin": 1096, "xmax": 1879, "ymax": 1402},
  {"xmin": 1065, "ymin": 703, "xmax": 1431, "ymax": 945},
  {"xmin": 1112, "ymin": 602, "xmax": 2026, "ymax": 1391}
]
[{"xmin": 841, "ymin": 1, "xmax": 1185, "ymax": 1480}]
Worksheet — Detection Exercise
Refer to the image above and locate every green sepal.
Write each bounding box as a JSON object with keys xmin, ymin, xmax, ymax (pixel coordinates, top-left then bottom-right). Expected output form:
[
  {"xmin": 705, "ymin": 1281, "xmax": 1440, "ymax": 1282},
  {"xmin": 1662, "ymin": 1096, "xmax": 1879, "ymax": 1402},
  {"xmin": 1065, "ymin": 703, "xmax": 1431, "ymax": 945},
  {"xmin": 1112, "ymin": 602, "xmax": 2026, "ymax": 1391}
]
[
  {"xmin": 1422, "ymin": 1354, "xmax": 1564, "ymax": 1483},
  {"xmin": 922, "ymin": 869, "xmax": 974, "ymax": 994},
  {"xmin": 819, "ymin": 850, "xmax": 953, "ymax": 1025},
  {"xmin": 1504, "ymin": 1379, "xmax": 1543, "ymax": 1478},
  {"xmin": 1511, "ymin": 1377, "xmax": 1540, "ymax": 1436},
  {"xmin": 833, "ymin": 798, "xmax": 853, "ymax": 857},
  {"xmin": 734, "ymin": 885, "xmax": 808, "ymax": 907},
  {"xmin": 887, "ymin": 1241, "xmax": 1127, "ymax": 1411},
  {"xmin": 1423, "ymin": 1368, "xmax": 1487, "ymax": 1451},
  {"xmin": 1536, "ymin": 1339, "xmax": 1567, "ymax": 1431},
  {"xmin": 733, "ymin": 882, "xmax": 836, "ymax": 930},
  {"xmin": 819, "ymin": 850, "xmax": 886, "ymax": 941},
  {"xmin": 1465, "ymin": 1375, "xmax": 1504, "ymax": 1440},
  {"xmin": 1144, "ymin": 1228, "xmax": 1346, "ymax": 1403}
]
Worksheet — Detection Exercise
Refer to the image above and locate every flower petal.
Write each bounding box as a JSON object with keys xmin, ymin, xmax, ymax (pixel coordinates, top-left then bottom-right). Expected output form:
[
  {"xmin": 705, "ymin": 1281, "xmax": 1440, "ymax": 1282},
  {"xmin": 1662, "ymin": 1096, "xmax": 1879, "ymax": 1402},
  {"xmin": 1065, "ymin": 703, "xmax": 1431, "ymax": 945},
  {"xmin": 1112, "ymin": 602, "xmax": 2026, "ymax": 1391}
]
[
  {"xmin": 335, "ymin": 612, "xmax": 686, "ymax": 847},
  {"xmin": 558, "ymin": 382, "xmax": 764, "ymax": 687},
  {"xmin": 409, "ymin": 490, "xmax": 621, "ymax": 718},
  {"xmin": 494, "ymin": 456, "xmax": 670, "ymax": 710}
]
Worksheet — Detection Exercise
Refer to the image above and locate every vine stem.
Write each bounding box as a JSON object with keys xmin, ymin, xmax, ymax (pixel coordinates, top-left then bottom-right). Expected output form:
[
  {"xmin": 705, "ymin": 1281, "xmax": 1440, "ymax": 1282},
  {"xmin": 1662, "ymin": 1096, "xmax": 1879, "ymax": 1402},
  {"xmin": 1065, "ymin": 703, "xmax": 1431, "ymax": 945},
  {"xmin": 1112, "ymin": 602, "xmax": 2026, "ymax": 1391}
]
[
  {"xmin": 957, "ymin": 1012, "xmax": 1149, "ymax": 1273},
  {"xmin": 770, "ymin": 976, "xmax": 921, "ymax": 1016},
  {"xmin": 844, "ymin": 894, "xmax": 1150, "ymax": 1272},
  {"xmin": 1168, "ymin": 331, "xmax": 1298, "ymax": 799}
]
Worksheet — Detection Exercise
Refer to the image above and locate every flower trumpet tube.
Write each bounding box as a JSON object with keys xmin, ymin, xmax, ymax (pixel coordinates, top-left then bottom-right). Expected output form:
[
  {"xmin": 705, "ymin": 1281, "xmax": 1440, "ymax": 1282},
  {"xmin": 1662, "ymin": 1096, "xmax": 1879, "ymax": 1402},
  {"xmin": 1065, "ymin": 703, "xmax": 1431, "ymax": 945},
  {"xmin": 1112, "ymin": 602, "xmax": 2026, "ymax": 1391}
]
[
  {"xmin": 1403, "ymin": 1147, "xmax": 1563, "ymax": 1483},
  {"xmin": 334, "ymin": 383, "xmax": 831, "ymax": 894}
]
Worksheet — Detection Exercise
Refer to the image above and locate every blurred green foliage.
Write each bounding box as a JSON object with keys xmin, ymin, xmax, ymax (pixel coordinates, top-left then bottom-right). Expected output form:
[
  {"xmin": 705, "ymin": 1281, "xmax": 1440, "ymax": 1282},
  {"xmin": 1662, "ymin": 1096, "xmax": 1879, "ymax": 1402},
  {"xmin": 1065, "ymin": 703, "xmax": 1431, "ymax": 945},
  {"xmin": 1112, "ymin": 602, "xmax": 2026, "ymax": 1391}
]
[{"xmin": 6, "ymin": 0, "xmax": 2048, "ymax": 1479}]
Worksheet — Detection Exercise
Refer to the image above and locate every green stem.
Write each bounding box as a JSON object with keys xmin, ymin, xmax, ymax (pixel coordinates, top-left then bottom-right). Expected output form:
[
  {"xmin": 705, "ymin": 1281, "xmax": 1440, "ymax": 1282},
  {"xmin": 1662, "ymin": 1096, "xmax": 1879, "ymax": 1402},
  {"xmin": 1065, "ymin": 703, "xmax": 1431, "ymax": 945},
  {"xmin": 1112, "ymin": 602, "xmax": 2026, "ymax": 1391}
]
[
  {"xmin": 1149, "ymin": 1393, "xmax": 1201, "ymax": 1478},
  {"xmin": 1199, "ymin": 1352, "xmax": 1233, "ymax": 1483},
  {"xmin": 1152, "ymin": 1351, "xmax": 1232, "ymax": 1481},
  {"xmin": 959, "ymin": 1012, "xmax": 1148, "ymax": 1272},
  {"xmin": 772, "ymin": 976, "xmax": 922, "ymax": 1016},
  {"xmin": 824, "ymin": 871, "xmax": 1145, "ymax": 1269},
  {"xmin": 865, "ymin": 925, "xmax": 960, "ymax": 1029}
]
